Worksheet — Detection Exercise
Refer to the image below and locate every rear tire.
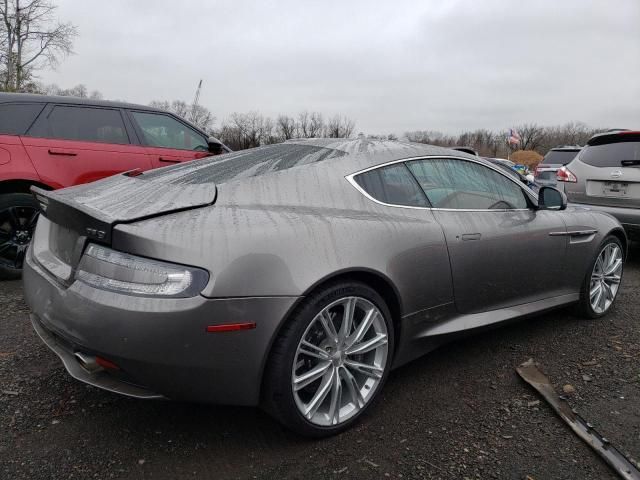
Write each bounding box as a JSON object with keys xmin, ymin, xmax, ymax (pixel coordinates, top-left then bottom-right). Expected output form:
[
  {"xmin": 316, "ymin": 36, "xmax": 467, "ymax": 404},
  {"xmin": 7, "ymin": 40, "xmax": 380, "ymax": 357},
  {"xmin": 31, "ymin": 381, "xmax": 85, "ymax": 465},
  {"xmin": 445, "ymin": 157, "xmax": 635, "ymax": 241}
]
[
  {"xmin": 575, "ymin": 235, "xmax": 624, "ymax": 319},
  {"xmin": 262, "ymin": 281, "xmax": 394, "ymax": 437},
  {"xmin": 0, "ymin": 193, "xmax": 40, "ymax": 280}
]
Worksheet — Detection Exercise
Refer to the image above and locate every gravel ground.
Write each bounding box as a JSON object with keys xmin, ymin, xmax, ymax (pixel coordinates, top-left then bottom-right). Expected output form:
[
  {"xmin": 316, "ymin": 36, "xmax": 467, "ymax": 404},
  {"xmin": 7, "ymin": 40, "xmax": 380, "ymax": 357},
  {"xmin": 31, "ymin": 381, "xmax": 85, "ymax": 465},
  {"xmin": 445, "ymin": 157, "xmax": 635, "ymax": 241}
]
[{"xmin": 1, "ymin": 248, "xmax": 639, "ymax": 480}]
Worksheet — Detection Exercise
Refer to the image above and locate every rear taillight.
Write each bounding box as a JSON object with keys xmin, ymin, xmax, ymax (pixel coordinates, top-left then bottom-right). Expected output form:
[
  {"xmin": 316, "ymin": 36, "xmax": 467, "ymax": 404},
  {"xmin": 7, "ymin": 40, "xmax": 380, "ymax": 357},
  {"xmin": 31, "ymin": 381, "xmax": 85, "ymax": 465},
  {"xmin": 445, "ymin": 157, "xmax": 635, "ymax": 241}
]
[
  {"xmin": 556, "ymin": 166, "xmax": 577, "ymax": 183},
  {"xmin": 534, "ymin": 165, "xmax": 541, "ymax": 177}
]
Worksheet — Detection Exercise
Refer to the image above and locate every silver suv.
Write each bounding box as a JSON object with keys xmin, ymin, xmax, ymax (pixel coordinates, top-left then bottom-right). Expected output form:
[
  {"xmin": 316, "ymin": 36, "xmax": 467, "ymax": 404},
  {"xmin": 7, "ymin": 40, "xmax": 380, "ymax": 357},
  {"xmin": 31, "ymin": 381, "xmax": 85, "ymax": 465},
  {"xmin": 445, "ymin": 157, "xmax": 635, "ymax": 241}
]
[
  {"xmin": 559, "ymin": 130, "xmax": 640, "ymax": 239},
  {"xmin": 535, "ymin": 146, "xmax": 581, "ymax": 187}
]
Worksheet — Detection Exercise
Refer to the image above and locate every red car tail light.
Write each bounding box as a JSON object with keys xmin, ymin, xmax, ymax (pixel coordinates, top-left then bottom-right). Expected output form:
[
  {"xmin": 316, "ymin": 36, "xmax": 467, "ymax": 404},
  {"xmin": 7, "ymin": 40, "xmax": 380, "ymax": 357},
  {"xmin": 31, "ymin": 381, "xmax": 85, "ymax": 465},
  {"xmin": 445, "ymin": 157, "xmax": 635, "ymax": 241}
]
[{"xmin": 556, "ymin": 166, "xmax": 577, "ymax": 183}]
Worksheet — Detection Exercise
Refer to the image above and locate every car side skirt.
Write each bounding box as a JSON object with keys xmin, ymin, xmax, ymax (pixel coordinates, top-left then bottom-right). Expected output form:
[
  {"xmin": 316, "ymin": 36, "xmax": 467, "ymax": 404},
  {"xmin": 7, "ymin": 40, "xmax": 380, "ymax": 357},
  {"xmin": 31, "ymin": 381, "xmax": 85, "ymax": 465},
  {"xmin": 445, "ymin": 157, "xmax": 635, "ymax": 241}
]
[{"xmin": 394, "ymin": 293, "xmax": 580, "ymax": 368}]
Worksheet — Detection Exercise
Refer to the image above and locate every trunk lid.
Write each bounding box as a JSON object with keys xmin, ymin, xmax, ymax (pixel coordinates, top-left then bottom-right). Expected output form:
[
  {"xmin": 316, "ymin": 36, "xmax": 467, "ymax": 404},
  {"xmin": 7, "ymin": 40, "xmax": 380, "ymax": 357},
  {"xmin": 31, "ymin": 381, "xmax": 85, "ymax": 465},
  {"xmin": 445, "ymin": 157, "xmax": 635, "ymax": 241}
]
[{"xmin": 30, "ymin": 166, "xmax": 217, "ymax": 282}]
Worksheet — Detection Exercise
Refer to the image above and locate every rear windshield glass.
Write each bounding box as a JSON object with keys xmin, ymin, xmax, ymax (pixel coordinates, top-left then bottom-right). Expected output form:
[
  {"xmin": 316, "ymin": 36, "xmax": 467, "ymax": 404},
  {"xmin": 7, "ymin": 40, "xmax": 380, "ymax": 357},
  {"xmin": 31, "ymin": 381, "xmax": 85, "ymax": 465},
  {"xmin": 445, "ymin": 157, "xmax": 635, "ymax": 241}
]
[
  {"xmin": 541, "ymin": 150, "xmax": 579, "ymax": 165},
  {"xmin": 140, "ymin": 143, "xmax": 347, "ymax": 184},
  {"xmin": 580, "ymin": 142, "xmax": 640, "ymax": 168},
  {"xmin": 0, "ymin": 103, "xmax": 45, "ymax": 135}
]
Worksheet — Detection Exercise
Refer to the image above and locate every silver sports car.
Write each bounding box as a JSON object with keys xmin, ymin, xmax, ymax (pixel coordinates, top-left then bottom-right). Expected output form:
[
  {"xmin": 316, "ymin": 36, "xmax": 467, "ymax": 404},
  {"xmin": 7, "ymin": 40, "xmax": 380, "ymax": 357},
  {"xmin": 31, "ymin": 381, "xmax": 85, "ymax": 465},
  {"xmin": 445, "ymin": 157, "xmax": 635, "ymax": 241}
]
[{"xmin": 24, "ymin": 139, "xmax": 626, "ymax": 437}]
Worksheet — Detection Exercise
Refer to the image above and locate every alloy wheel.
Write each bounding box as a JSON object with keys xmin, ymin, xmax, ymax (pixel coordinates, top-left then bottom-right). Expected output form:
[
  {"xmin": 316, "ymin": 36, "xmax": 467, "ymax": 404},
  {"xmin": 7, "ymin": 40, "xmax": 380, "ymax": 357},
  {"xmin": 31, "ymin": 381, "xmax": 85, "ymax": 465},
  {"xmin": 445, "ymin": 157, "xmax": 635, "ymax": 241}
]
[
  {"xmin": 0, "ymin": 205, "xmax": 39, "ymax": 269},
  {"xmin": 589, "ymin": 243, "xmax": 623, "ymax": 314},
  {"xmin": 291, "ymin": 296, "xmax": 389, "ymax": 427}
]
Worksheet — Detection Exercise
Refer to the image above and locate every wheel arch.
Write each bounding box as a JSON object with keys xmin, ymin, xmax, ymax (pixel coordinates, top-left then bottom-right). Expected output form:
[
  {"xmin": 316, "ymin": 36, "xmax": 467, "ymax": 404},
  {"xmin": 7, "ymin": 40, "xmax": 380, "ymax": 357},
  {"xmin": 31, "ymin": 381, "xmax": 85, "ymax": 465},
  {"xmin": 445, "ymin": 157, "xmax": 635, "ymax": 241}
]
[
  {"xmin": 259, "ymin": 267, "xmax": 403, "ymax": 401},
  {"xmin": 0, "ymin": 179, "xmax": 55, "ymax": 196},
  {"xmin": 608, "ymin": 227, "xmax": 628, "ymax": 259}
]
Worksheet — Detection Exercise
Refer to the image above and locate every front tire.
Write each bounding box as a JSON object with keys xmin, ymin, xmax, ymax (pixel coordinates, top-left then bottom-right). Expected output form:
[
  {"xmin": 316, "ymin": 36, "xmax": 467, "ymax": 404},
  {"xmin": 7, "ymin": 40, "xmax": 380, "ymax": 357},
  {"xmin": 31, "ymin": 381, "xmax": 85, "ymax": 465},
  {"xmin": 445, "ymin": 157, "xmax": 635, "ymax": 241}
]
[
  {"xmin": 263, "ymin": 281, "xmax": 394, "ymax": 437},
  {"xmin": 576, "ymin": 235, "xmax": 624, "ymax": 319}
]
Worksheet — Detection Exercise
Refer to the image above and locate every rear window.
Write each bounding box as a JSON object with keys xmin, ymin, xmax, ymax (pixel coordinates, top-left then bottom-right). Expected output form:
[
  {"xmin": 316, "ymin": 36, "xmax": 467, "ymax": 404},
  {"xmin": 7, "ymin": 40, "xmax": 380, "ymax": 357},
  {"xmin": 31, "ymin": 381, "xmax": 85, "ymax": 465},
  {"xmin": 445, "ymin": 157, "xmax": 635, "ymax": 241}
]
[
  {"xmin": 580, "ymin": 142, "xmax": 640, "ymax": 168},
  {"xmin": 354, "ymin": 163, "xmax": 429, "ymax": 207},
  {"xmin": 140, "ymin": 143, "xmax": 347, "ymax": 185},
  {"xmin": 0, "ymin": 103, "xmax": 44, "ymax": 135},
  {"xmin": 542, "ymin": 150, "xmax": 579, "ymax": 165}
]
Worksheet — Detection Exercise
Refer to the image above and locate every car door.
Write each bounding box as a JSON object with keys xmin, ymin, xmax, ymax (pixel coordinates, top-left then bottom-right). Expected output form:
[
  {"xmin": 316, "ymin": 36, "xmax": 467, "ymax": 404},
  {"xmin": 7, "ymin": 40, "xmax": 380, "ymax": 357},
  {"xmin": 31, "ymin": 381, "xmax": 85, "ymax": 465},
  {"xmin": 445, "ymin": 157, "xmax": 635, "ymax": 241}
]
[
  {"xmin": 127, "ymin": 110, "xmax": 211, "ymax": 167},
  {"xmin": 21, "ymin": 104, "xmax": 152, "ymax": 188},
  {"xmin": 406, "ymin": 157, "xmax": 569, "ymax": 314}
]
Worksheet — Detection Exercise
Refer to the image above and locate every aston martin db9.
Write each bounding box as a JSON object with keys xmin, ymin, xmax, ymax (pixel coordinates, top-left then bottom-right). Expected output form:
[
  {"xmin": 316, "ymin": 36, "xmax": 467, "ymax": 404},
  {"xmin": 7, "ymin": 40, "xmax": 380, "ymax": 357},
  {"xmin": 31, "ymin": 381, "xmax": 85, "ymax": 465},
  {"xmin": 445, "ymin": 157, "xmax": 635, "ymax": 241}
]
[{"xmin": 23, "ymin": 139, "xmax": 626, "ymax": 436}]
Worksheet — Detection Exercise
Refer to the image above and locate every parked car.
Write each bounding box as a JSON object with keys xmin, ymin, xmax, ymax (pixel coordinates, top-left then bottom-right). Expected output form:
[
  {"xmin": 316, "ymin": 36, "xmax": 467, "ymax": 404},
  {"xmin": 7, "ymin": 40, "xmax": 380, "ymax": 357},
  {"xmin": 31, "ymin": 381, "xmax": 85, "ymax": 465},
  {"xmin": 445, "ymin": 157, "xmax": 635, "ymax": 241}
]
[
  {"xmin": 24, "ymin": 140, "xmax": 626, "ymax": 437},
  {"xmin": 0, "ymin": 93, "xmax": 229, "ymax": 278},
  {"xmin": 559, "ymin": 130, "xmax": 640, "ymax": 240},
  {"xmin": 451, "ymin": 146, "xmax": 478, "ymax": 156},
  {"xmin": 485, "ymin": 157, "xmax": 539, "ymax": 191},
  {"xmin": 534, "ymin": 145, "xmax": 581, "ymax": 187},
  {"xmin": 490, "ymin": 158, "xmax": 514, "ymax": 167}
]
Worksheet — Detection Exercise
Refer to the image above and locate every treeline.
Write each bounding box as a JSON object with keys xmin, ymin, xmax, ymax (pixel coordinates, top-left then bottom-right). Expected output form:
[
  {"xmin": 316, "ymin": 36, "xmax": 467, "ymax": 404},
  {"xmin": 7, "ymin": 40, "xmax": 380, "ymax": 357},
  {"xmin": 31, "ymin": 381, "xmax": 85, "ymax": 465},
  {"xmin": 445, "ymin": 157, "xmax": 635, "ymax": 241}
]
[
  {"xmin": 214, "ymin": 112, "xmax": 356, "ymax": 150},
  {"xmin": 404, "ymin": 122, "xmax": 606, "ymax": 157},
  {"xmin": 147, "ymin": 99, "xmax": 357, "ymax": 150}
]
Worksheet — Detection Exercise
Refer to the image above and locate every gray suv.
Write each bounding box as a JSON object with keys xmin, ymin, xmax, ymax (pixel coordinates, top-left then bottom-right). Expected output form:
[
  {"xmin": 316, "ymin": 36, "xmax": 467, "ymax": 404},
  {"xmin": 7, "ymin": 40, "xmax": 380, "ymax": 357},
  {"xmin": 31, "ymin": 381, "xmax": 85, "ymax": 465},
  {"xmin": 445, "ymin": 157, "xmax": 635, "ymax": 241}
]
[
  {"xmin": 559, "ymin": 130, "xmax": 640, "ymax": 239},
  {"xmin": 535, "ymin": 146, "xmax": 581, "ymax": 187}
]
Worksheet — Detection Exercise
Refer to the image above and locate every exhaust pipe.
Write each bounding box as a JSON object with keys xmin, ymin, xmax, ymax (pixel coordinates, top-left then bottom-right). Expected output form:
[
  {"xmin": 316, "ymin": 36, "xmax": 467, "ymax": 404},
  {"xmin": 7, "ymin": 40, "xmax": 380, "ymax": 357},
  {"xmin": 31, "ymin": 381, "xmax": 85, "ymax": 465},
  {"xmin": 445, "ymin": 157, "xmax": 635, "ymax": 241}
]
[{"xmin": 74, "ymin": 352, "xmax": 101, "ymax": 373}]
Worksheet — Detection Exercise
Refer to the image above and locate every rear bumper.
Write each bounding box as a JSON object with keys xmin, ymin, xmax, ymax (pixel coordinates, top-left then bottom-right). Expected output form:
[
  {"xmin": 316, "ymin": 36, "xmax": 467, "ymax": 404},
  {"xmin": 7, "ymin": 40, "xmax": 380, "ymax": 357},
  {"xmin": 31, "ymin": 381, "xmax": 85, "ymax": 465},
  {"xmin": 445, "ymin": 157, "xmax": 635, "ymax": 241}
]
[
  {"xmin": 31, "ymin": 314, "xmax": 164, "ymax": 399},
  {"xmin": 24, "ymin": 248, "xmax": 300, "ymax": 406},
  {"xmin": 567, "ymin": 202, "xmax": 640, "ymax": 238}
]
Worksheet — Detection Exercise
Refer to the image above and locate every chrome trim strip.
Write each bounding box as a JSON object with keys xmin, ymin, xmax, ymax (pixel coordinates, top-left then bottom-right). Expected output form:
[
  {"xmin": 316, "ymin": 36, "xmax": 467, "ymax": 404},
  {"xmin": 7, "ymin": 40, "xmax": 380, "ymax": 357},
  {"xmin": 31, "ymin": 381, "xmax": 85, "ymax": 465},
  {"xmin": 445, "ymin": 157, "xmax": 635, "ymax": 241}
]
[
  {"xmin": 549, "ymin": 229, "xmax": 598, "ymax": 237},
  {"xmin": 345, "ymin": 154, "xmax": 538, "ymax": 212}
]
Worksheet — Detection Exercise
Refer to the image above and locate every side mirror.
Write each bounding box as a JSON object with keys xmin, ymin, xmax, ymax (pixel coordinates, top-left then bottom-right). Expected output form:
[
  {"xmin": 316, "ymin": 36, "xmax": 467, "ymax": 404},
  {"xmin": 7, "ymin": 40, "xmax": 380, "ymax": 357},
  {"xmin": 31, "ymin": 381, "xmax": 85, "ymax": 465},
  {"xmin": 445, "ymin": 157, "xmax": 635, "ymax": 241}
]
[
  {"xmin": 538, "ymin": 186, "xmax": 567, "ymax": 210},
  {"xmin": 207, "ymin": 136, "xmax": 226, "ymax": 155}
]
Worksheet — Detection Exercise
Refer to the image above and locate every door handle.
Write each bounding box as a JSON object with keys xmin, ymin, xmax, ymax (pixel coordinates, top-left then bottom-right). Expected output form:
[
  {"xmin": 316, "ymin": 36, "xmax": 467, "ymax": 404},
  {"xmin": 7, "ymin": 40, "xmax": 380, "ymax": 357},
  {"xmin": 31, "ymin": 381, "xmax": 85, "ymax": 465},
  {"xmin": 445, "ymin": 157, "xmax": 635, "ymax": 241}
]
[
  {"xmin": 48, "ymin": 149, "xmax": 77, "ymax": 156},
  {"xmin": 158, "ymin": 156, "xmax": 181, "ymax": 163},
  {"xmin": 461, "ymin": 233, "xmax": 481, "ymax": 241}
]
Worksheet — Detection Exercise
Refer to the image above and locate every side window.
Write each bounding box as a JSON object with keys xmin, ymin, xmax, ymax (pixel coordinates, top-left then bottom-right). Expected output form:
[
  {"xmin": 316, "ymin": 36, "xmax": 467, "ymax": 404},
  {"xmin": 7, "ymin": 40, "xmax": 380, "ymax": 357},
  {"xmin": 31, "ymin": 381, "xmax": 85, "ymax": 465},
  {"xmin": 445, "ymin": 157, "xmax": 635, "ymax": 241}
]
[
  {"xmin": 353, "ymin": 163, "xmax": 429, "ymax": 207},
  {"xmin": 42, "ymin": 106, "xmax": 129, "ymax": 144},
  {"xmin": 406, "ymin": 158, "xmax": 528, "ymax": 210},
  {"xmin": 130, "ymin": 111, "xmax": 208, "ymax": 151},
  {"xmin": 0, "ymin": 103, "xmax": 45, "ymax": 135}
]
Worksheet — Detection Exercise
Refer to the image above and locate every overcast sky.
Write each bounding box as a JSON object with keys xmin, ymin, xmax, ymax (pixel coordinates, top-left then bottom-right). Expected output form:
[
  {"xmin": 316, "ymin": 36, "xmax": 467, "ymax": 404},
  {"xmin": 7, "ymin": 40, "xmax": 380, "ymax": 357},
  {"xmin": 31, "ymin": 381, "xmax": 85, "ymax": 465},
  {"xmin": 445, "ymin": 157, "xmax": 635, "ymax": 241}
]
[{"xmin": 40, "ymin": 0, "xmax": 640, "ymax": 135}]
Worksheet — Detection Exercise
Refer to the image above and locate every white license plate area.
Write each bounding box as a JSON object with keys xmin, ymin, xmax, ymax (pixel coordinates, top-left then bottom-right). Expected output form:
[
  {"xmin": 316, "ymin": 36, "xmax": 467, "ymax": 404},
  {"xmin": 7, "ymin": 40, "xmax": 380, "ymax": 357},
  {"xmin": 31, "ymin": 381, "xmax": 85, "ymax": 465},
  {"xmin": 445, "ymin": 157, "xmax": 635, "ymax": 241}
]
[{"xmin": 602, "ymin": 181, "xmax": 628, "ymax": 197}]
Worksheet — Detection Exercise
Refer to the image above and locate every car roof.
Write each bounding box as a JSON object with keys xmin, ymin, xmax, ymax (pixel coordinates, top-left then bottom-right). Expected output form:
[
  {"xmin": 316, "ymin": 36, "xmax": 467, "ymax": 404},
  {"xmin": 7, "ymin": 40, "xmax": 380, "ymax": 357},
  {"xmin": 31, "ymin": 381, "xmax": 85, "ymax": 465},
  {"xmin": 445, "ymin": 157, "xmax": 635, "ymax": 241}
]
[
  {"xmin": 549, "ymin": 145, "xmax": 582, "ymax": 152},
  {"xmin": 0, "ymin": 92, "xmax": 164, "ymax": 113},
  {"xmin": 283, "ymin": 138, "xmax": 481, "ymax": 167},
  {"xmin": 587, "ymin": 130, "xmax": 640, "ymax": 146}
]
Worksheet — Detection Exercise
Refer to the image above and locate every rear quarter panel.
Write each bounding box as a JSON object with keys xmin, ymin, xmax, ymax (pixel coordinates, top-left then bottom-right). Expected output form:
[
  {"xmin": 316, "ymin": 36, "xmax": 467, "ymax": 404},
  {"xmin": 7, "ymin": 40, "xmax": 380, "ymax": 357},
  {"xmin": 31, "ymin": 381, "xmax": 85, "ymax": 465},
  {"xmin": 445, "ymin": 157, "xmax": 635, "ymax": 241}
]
[{"xmin": 113, "ymin": 167, "xmax": 454, "ymax": 317}]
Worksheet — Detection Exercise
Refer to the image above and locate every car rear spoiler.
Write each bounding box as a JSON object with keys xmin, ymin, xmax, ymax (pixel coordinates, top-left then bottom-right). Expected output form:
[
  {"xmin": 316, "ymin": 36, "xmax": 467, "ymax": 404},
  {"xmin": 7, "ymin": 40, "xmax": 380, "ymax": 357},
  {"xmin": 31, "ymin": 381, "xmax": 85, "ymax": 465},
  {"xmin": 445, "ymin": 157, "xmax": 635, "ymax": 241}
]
[{"xmin": 31, "ymin": 170, "xmax": 217, "ymax": 244}]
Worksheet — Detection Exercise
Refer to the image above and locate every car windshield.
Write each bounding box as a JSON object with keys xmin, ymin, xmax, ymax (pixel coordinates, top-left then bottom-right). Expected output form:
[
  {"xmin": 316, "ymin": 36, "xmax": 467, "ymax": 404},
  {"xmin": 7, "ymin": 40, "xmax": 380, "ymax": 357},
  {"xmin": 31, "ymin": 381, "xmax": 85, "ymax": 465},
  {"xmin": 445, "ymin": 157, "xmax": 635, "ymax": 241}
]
[
  {"xmin": 541, "ymin": 150, "xmax": 579, "ymax": 165},
  {"xmin": 580, "ymin": 141, "xmax": 640, "ymax": 168}
]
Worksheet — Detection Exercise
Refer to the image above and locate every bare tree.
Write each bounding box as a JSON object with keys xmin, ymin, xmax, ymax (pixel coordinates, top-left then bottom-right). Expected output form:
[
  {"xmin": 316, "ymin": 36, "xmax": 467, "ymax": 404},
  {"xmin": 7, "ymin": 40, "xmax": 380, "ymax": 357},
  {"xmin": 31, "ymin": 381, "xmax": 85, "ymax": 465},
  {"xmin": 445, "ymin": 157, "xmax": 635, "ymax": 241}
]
[
  {"xmin": 149, "ymin": 99, "xmax": 215, "ymax": 133},
  {"xmin": 276, "ymin": 114, "xmax": 297, "ymax": 140},
  {"xmin": 514, "ymin": 123, "xmax": 545, "ymax": 151},
  {"xmin": 0, "ymin": 0, "xmax": 77, "ymax": 92},
  {"xmin": 307, "ymin": 112, "xmax": 324, "ymax": 137},
  {"xmin": 325, "ymin": 115, "xmax": 355, "ymax": 138}
]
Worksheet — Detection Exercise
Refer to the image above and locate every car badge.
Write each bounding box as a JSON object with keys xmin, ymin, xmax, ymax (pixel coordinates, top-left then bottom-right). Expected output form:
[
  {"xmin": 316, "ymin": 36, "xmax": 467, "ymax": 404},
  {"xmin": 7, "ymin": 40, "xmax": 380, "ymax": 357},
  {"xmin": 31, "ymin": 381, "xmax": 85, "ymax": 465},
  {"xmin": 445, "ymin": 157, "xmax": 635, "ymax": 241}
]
[{"xmin": 610, "ymin": 170, "xmax": 623, "ymax": 179}]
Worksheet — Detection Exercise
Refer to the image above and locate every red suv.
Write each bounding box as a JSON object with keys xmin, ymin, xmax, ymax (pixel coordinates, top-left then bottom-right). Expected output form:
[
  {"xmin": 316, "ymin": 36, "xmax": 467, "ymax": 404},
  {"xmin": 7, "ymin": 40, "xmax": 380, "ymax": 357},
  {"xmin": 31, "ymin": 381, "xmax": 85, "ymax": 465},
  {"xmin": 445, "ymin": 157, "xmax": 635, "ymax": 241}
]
[{"xmin": 0, "ymin": 93, "xmax": 228, "ymax": 278}]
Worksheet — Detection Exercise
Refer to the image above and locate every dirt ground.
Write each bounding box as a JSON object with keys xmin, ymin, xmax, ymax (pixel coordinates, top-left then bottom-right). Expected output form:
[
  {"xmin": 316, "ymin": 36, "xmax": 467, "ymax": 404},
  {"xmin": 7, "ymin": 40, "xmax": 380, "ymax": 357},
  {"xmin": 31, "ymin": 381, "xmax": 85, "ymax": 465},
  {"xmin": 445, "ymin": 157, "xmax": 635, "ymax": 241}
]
[{"xmin": 1, "ymin": 248, "xmax": 639, "ymax": 480}]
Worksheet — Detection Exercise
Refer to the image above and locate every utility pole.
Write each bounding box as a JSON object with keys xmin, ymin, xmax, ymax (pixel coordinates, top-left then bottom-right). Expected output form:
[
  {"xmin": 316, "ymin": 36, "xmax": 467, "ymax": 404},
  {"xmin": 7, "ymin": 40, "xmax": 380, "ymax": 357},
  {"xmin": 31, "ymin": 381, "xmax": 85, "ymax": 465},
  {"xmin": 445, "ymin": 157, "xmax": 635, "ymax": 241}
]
[{"xmin": 190, "ymin": 79, "xmax": 202, "ymax": 123}]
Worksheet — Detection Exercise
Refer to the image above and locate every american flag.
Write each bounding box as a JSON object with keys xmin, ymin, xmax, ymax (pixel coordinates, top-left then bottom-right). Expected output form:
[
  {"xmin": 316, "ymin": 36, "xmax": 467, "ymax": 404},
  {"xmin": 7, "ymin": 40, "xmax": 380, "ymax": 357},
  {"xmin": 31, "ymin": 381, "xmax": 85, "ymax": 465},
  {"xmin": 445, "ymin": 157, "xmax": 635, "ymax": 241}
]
[{"xmin": 508, "ymin": 128, "xmax": 521, "ymax": 146}]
